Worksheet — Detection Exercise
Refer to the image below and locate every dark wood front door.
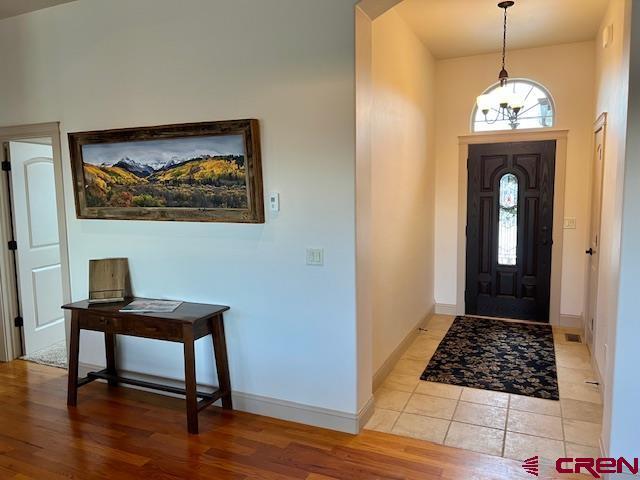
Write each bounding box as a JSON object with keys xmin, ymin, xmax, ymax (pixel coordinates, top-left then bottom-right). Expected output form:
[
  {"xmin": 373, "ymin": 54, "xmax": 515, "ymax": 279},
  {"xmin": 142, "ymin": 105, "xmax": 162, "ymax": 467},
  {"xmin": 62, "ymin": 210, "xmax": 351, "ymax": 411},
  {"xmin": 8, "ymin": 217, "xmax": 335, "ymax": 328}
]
[{"xmin": 465, "ymin": 140, "xmax": 556, "ymax": 322}]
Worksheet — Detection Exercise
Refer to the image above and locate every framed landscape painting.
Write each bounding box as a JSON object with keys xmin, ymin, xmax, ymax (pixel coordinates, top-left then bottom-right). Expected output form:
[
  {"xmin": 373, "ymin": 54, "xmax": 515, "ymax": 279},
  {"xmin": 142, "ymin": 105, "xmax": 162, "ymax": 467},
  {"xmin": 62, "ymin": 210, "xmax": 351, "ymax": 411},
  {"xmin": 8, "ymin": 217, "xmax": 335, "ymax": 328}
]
[{"xmin": 68, "ymin": 119, "xmax": 264, "ymax": 223}]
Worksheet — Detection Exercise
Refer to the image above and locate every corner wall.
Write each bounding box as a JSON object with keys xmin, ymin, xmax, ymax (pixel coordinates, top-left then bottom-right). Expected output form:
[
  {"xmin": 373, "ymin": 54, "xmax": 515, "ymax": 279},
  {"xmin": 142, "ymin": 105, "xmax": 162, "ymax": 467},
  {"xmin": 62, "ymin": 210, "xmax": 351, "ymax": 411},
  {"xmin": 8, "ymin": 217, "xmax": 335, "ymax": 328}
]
[
  {"xmin": 370, "ymin": 9, "xmax": 437, "ymax": 374},
  {"xmin": 355, "ymin": 5, "xmax": 374, "ymax": 415},
  {"xmin": 593, "ymin": 0, "xmax": 635, "ymax": 457},
  {"xmin": 0, "ymin": 0, "xmax": 361, "ymax": 426},
  {"xmin": 608, "ymin": 0, "xmax": 640, "ymax": 454},
  {"xmin": 592, "ymin": 0, "xmax": 630, "ymax": 393}
]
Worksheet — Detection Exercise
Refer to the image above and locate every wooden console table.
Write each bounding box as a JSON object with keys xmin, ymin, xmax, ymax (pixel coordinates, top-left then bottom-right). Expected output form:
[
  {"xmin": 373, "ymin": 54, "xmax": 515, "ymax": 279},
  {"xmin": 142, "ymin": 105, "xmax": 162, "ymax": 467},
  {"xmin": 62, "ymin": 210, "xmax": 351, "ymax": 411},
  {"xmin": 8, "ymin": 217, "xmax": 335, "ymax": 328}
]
[{"xmin": 63, "ymin": 298, "xmax": 232, "ymax": 434}]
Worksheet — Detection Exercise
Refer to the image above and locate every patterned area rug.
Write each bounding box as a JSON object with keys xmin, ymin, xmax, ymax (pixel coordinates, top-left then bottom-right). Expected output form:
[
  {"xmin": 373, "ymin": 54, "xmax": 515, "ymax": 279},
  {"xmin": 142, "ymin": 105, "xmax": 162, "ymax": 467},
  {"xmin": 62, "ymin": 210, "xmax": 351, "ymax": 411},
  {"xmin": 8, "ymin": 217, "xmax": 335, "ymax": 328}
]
[
  {"xmin": 20, "ymin": 341, "xmax": 67, "ymax": 369},
  {"xmin": 421, "ymin": 316, "xmax": 559, "ymax": 400}
]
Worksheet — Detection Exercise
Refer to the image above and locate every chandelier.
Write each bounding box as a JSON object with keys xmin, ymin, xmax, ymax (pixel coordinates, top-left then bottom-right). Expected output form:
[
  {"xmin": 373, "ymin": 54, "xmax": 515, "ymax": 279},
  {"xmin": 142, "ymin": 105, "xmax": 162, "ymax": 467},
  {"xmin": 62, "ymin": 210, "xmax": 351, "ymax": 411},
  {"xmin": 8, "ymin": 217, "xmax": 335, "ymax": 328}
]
[{"xmin": 476, "ymin": 1, "xmax": 524, "ymax": 130}]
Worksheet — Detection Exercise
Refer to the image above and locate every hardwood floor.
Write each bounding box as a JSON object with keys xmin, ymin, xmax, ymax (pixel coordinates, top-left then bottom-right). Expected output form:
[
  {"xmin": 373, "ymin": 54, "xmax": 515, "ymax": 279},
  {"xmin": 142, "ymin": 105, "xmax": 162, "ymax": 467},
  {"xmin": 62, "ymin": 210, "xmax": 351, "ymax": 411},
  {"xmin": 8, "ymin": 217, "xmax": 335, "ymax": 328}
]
[{"xmin": 0, "ymin": 361, "xmax": 587, "ymax": 479}]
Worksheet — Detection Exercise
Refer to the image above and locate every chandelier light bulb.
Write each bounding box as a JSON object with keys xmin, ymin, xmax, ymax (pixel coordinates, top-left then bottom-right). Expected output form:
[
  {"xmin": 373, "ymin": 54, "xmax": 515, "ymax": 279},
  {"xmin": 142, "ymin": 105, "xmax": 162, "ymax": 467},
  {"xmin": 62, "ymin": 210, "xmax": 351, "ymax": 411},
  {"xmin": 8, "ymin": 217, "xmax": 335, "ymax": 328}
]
[
  {"xmin": 496, "ymin": 85, "xmax": 511, "ymax": 107},
  {"xmin": 509, "ymin": 92, "xmax": 524, "ymax": 110},
  {"xmin": 476, "ymin": 94, "xmax": 493, "ymax": 115}
]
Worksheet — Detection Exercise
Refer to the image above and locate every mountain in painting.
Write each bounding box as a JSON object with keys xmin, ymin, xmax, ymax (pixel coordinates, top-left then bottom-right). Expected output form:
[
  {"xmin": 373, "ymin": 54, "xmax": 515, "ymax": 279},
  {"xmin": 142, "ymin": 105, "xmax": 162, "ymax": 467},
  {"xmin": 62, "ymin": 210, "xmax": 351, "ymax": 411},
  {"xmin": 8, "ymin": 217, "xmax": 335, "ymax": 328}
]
[
  {"xmin": 83, "ymin": 155, "xmax": 247, "ymax": 209},
  {"xmin": 112, "ymin": 157, "xmax": 156, "ymax": 177}
]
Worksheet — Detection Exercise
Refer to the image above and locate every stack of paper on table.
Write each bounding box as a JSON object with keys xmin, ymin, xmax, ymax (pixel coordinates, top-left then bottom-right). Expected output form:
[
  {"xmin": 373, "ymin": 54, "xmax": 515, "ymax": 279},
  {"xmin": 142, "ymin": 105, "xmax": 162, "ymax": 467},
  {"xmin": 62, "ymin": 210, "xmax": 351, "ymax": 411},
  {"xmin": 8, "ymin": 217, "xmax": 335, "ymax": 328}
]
[{"xmin": 119, "ymin": 299, "xmax": 182, "ymax": 313}]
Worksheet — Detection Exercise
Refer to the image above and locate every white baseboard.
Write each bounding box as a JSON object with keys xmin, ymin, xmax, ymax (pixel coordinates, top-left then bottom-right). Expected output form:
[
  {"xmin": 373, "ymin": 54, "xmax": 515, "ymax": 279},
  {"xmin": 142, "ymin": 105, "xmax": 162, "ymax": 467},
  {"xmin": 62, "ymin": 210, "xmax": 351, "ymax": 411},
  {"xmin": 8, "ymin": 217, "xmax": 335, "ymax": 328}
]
[
  {"xmin": 558, "ymin": 313, "xmax": 584, "ymax": 329},
  {"xmin": 356, "ymin": 395, "xmax": 375, "ymax": 432},
  {"xmin": 372, "ymin": 305, "xmax": 435, "ymax": 392},
  {"xmin": 78, "ymin": 363, "xmax": 367, "ymax": 434},
  {"xmin": 589, "ymin": 347, "xmax": 606, "ymax": 406},
  {"xmin": 435, "ymin": 303, "xmax": 458, "ymax": 316},
  {"xmin": 233, "ymin": 390, "xmax": 369, "ymax": 434},
  {"xmin": 599, "ymin": 436, "xmax": 606, "ymax": 459}
]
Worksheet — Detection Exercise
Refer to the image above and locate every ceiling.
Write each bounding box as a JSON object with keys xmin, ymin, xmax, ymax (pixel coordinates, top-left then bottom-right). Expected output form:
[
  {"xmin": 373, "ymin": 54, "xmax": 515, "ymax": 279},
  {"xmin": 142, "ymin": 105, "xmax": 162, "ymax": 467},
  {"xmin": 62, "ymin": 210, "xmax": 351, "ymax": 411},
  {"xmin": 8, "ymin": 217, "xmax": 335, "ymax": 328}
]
[
  {"xmin": 0, "ymin": 0, "xmax": 608, "ymax": 57},
  {"xmin": 0, "ymin": 0, "xmax": 75, "ymax": 20},
  {"xmin": 394, "ymin": 0, "xmax": 609, "ymax": 59}
]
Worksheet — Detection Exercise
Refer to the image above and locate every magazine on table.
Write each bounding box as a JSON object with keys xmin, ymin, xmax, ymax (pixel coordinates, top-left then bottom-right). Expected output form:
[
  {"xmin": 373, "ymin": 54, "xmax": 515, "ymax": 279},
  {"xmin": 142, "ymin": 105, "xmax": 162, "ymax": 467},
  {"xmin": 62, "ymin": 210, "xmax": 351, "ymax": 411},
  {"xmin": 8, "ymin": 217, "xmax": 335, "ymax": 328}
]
[{"xmin": 119, "ymin": 299, "xmax": 182, "ymax": 313}]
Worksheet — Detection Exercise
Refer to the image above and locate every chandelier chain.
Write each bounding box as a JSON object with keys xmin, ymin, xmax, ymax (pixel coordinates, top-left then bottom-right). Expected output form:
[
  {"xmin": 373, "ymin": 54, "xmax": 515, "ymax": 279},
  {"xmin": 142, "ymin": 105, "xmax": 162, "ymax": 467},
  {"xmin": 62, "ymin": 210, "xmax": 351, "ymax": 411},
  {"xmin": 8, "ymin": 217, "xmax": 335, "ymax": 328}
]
[
  {"xmin": 476, "ymin": 1, "xmax": 522, "ymax": 130},
  {"xmin": 502, "ymin": 5, "xmax": 507, "ymax": 72}
]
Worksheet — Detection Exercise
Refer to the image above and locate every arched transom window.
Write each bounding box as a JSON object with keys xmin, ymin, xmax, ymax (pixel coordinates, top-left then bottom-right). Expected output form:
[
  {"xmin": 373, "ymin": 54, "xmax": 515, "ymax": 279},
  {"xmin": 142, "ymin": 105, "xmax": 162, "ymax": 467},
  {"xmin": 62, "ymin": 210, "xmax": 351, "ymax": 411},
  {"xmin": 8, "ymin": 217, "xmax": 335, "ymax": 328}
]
[{"xmin": 472, "ymin": 79, "xmax": 555, "ymax": 132}]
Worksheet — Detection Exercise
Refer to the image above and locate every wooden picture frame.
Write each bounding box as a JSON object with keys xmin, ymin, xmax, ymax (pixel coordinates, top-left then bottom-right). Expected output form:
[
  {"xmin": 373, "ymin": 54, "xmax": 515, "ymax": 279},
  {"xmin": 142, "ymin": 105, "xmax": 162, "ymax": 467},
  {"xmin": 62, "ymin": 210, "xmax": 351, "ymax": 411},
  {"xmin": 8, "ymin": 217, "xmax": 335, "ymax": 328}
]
[{"xmin": 68, "ymin": 119, "xmax": 264, "ymax": 223}]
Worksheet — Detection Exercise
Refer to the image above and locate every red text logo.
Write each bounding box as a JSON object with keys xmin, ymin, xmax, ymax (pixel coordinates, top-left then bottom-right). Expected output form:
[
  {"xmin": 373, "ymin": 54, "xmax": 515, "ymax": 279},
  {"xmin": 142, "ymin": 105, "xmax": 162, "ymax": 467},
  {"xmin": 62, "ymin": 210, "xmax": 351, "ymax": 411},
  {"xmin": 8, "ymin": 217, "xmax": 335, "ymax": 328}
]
[{"xmin": 555, "ymin": 457, "xmax": 639, "ymax": 478}]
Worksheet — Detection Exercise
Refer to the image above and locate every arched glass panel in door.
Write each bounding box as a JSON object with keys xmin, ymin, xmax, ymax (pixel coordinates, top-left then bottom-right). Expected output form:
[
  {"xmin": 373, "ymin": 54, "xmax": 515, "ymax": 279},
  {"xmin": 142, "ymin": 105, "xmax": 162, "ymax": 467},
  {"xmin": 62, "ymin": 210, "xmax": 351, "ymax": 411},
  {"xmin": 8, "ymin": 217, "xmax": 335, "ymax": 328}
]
[{"xmin": 498, "ymin": 173, "xmax": 518, "ymax": 266}]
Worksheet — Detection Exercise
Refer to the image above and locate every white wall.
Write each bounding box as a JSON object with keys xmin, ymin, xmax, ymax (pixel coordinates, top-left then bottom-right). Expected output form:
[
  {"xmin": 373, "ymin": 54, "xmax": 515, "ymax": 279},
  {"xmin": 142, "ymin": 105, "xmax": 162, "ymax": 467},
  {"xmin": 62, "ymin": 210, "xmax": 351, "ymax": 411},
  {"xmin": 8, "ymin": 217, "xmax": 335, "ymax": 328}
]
[
  {"xmin": 609, "ymin": 0, "xmax": 640, "ymax": 455},
  {"xmin": 433, "ymin": 42, "xmax": 596, "ymax": 320},
  {"xmin": 0, "ymin": 0, "xmax": 362, "ymax": 417},
  {"xmin": 592, "ymin": 0, "xmax": 634, "ymax": 457},
  {"xmin": 592, "ymin": 0, "xmax": 630, "ymax": 393},
  {"xmin": 370, "ymin": 9, "xmax": 436, "ymax": 373}
]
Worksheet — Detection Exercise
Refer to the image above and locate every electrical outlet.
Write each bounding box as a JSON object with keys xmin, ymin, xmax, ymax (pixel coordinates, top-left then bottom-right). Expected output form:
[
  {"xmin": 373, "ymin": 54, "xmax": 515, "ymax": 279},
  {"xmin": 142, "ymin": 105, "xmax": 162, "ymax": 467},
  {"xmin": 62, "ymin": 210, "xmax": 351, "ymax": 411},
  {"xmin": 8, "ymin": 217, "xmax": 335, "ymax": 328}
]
[{"xmin": 306, "ymin": 248, "xmax": 324, "ymax": 266}]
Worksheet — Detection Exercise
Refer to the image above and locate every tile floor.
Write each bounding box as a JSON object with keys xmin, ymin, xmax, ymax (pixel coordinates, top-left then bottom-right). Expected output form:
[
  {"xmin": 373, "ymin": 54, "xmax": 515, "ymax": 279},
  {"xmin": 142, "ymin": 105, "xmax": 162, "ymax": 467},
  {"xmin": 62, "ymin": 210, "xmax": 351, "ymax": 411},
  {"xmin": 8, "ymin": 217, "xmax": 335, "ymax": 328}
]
[{"xmin": 365, "ymin": 315, "xmax": 604, "ymax": 463}]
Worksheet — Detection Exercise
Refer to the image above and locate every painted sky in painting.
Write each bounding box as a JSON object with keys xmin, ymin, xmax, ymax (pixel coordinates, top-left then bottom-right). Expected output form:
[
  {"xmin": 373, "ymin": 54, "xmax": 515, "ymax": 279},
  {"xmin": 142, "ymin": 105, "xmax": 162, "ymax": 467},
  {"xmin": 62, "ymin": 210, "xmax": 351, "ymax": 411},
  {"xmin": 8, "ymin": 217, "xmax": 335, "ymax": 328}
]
[{"xmin": 82, "ymin": 134, "xmax": 245, "ymax": 168}]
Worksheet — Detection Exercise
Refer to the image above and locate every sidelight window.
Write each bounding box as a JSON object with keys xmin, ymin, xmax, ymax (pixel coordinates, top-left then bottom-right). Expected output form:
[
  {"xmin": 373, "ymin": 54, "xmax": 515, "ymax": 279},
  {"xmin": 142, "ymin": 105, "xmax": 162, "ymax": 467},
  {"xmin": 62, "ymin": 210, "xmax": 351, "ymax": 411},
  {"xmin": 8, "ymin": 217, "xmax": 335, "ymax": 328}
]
[{"xmin": 498, "ymin": 173, "xmax": 518, "ymax": 266}]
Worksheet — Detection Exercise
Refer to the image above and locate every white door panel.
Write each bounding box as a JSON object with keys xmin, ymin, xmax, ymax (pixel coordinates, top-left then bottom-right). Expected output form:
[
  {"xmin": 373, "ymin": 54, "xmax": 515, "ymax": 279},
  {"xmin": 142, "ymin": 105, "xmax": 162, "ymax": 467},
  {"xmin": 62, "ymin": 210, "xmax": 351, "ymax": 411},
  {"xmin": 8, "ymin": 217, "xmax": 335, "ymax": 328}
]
[
  {"xmin": 9, "ymin": 141, "xmax": 66, "ymax": 355},
  {"xmin": 33, "ymin": 264, "xmax": 65, "ymax": 329},
  {"xmin": 25, "ymin": 160, "xmax": 59, "ymax": 248},
  {"xmin": 586, "ymin": 125, "xmax": 605, "ymax": 352}
]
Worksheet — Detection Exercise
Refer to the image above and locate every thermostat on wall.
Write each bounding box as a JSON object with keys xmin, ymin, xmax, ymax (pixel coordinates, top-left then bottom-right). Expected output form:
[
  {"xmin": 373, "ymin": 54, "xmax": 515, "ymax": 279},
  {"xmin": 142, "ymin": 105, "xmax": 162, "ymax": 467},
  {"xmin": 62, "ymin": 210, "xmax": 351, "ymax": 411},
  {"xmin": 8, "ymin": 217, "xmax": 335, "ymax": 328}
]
[{"xmin": 269, "ymin": 192, "xmax": 280, "ymax": 212}]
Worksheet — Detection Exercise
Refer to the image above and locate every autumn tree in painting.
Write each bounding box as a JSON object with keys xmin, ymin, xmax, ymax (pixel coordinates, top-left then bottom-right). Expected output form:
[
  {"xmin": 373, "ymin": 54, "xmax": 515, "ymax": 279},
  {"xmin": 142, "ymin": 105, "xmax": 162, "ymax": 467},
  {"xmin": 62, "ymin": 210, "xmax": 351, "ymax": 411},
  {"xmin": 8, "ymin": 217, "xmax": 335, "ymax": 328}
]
[{"xmin": 82, "ymin": 155, "xmax": 247, "ymax": 209}]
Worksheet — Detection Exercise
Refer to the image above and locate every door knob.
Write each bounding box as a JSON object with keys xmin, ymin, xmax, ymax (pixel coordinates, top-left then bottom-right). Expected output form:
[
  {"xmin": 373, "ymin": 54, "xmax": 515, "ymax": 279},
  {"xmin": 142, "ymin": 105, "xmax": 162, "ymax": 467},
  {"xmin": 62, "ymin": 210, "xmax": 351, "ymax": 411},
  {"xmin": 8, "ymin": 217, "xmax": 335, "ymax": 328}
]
[{"xmin": 586, "ymin": 248, "xmax": 594, "ymax": 256}]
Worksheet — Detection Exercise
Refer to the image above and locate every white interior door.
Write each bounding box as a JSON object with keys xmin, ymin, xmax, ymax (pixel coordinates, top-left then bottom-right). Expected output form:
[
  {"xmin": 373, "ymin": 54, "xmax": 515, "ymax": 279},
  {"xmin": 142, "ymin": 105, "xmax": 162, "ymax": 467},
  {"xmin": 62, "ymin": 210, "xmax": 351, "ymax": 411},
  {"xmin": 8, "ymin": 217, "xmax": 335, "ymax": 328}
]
[
  {"xmin": 585, "ymin": 124, "xmax": 605, "ymax": 350},
  {"xmin": 8, "ymin": 141, "xmax": 66, "ymax": 355}
]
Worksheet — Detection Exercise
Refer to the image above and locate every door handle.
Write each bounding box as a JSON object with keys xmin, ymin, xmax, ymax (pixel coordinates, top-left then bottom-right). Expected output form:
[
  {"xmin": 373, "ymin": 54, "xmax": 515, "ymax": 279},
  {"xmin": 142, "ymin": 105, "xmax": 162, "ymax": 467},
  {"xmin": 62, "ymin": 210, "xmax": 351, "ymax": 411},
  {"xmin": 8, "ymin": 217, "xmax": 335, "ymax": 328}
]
[{"xmin": 586, "ymin": 248, "xmax": 594, "ymax": 256}]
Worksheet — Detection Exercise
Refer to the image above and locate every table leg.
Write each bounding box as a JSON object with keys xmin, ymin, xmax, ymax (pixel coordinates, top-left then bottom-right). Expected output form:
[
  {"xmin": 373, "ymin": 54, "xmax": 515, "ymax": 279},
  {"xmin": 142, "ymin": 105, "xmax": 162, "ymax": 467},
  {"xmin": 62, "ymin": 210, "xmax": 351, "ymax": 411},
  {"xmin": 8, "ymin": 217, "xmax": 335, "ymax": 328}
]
[
  {"xmin": 182, "ymin": 326, "xmax": 198, "ymax": 434},
  {"xmin": 104, "ymin": 332, "xmax": 118, "ymax": 386},
  {"xmin": 67, "ymin": 311, "xmax": 80, "ymax": 406},
  {"xmin": 211, "ymin": 314, "xmax": 232, "ymax": 410}
]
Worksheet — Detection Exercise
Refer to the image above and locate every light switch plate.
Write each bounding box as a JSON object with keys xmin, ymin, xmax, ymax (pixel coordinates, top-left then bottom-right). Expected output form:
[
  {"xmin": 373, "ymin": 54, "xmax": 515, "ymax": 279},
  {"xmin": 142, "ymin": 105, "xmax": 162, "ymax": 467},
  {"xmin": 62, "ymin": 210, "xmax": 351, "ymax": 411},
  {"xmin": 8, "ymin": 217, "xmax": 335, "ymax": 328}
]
[
  {"xmin": 306, "ymin": 248, "xmax": 324, "ymax": 266},
  {"xmin": 564, "ymin": 217, "xmax": 577, "ymax": 229}
]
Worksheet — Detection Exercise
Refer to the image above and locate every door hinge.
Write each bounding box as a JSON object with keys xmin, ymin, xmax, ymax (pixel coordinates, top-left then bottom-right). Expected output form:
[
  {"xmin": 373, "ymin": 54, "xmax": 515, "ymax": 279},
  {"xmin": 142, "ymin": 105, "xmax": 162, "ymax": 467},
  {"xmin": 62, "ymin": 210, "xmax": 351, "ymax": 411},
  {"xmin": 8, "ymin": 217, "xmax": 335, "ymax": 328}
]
[
  {"xmin": 1, "ymin": 160, "xmax": 10, "ymax": 172},
  {"xmin": 14, "ymin": 316, "xmax": 23, "ymax": 327},
  {"xmin": 7, "ymin": 240, "xmax": 17, "ymax": 251}
]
